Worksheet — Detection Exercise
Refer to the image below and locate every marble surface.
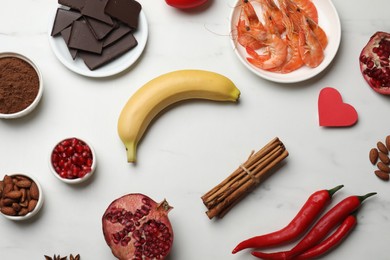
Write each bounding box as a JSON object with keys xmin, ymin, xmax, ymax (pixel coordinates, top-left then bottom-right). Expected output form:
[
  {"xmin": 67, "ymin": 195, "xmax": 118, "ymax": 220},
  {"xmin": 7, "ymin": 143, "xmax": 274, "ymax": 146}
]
[{"xmin": 1, "ymin": 0, "xmax": 390, "ymax": 259}]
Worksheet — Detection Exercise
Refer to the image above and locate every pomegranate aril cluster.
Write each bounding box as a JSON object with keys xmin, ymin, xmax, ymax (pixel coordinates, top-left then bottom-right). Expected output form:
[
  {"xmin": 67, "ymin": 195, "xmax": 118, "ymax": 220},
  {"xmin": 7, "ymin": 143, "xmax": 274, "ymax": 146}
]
[
  {"xmin": 369, "ymin": 135, "xmax": 390, "ymax": 181},
  {"xmin": 104, "ymin": 198, "xmax": 172, "ymax": 259},
  {"xmin": 51, "ymin": 138, "xmax": 93, "ymax": 179},
  {"xmin": 360, "ymin": 37, "xmax": 390, "ymax": 88}
]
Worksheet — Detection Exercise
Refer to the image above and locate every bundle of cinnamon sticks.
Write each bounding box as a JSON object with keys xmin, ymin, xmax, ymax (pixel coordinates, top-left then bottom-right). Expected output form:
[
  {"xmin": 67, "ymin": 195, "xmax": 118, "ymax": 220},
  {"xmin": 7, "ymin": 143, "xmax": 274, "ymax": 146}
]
[{"xmin": 201, "ymin": 137, "xmax": 288, "ymax": 219}]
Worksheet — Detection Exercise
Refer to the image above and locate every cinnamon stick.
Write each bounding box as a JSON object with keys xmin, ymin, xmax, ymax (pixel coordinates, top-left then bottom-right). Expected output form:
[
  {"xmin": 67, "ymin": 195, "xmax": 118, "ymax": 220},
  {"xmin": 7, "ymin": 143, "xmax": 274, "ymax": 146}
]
[{"xmin": 201, "ymin": 137, "xmax": 288, "ymax": 219}]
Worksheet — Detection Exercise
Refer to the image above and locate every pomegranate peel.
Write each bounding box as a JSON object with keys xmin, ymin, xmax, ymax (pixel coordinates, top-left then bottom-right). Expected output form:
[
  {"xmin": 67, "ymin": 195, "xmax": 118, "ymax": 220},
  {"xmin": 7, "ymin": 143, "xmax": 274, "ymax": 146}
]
[
  {"xmin": 102, "ymin": 193, "xmax": 174, "ymax": 260},
  {"xmin": 359, "ymin": 31, "xmax": 390, "ymax": 95}
]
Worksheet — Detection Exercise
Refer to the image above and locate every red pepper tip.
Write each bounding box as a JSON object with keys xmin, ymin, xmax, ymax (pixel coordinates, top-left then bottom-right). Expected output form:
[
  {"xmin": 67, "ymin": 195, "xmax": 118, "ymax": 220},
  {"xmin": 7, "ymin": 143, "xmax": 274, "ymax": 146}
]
[
  {"xmin": 328, "ymin": 184, "xmax": 344, "ymax": 197},
  {"xmin": 358, "ymin": 192, "xmax": 377, "ymax": 202}
]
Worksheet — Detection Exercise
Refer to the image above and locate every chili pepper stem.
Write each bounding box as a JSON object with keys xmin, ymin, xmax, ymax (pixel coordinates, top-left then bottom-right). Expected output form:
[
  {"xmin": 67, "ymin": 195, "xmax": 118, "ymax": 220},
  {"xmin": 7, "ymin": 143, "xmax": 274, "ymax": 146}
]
[
  {"xmin": 358, "ymin": 192, "xmax": 377, "ymax": 202},
  {"xmin": 328, "ymin": 185, "xmax": 344, "ymax": 197}
]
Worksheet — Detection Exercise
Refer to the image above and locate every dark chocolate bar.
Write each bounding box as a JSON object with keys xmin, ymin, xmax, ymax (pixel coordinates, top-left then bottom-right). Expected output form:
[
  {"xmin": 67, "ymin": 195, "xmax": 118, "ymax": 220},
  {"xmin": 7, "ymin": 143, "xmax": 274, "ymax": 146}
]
[
  {"xmin": 51, "ymin": 8, "xmax": 82, "ymax": 36},
  {"xmin": 105, "ymin": 0, "xmax": 141, "ymax": 29},
  {"xmin": 60, "ymin": 26, "xmax": 78, "ymax": 59},
  {"xmin": 68, "ymin": 20, "xmax": 103, "ymax": 54},
  {"xmin": 103, "ymin": 23, "xmax": 132, "ymax": 47},
  {"xmin": 82, "ymin": 0, "xmax": 113, "ymax": 25},
  {"xmin": 86, "ymin": 17, "xmax": 116, "ymax": 40},
  {"xmin": 58, "ymin": 0, "xmax": 86, "ymax": 11},
  {"xmin": 79, "ymin": 33, "xmax": 137, "ymax": 70}
]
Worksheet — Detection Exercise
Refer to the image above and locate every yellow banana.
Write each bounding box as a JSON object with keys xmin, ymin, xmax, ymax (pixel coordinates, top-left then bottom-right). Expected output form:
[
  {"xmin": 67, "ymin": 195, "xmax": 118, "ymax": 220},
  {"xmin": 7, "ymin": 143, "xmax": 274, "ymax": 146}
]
[{"xmin": 118, "ymin": 69, "xmax": 241, "ymax": 163}]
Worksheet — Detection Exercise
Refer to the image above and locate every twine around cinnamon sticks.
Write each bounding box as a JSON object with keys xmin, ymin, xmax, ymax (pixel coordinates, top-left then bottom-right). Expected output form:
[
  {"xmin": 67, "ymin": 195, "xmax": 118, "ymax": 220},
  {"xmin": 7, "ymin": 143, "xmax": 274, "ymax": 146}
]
[{"xmin": 201, "ymin": 137, "xmax": 288, "ymax": 219}]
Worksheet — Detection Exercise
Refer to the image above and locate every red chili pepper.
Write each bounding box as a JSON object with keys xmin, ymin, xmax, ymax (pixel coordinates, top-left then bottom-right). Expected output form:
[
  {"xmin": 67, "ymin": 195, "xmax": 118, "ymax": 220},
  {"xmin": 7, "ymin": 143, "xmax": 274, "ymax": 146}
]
[
  {"xmin": 232, "ymin": 185, "xmax": 344, "ymax": 254},
  {"xmin": 294, "ymin": 214, "xmax": 357, "ymax": 259},
  {"xmin": 251, "ymin": 192, "xmax": 376, "ymax": 260}
]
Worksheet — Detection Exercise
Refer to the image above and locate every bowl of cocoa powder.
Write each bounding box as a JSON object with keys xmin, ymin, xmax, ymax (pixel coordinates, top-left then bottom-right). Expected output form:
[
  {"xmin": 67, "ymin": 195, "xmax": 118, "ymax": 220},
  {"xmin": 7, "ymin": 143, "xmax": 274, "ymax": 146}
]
[
  {"xmin": 0, "ymin": 173, "xmax": 44, "ymax": 221},
  {"xmin": 0, "ymin": 52, "xmax": 43, "ymax": 119}
]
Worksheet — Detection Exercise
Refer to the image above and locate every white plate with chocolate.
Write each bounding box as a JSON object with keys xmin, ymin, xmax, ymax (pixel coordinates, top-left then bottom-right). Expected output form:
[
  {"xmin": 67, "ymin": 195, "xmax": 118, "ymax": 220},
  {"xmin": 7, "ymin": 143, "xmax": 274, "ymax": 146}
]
[{"xmin": 48, "ymin": 0, "xmax": 148, "ymax": 78}]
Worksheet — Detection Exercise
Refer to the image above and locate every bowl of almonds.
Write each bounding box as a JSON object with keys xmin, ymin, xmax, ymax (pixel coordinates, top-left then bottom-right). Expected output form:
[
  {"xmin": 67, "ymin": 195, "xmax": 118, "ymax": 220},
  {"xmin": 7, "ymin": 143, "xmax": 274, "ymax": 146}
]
[{"xmin": 0, "ymin": 173, "xmax": 44, "ymax": 221}]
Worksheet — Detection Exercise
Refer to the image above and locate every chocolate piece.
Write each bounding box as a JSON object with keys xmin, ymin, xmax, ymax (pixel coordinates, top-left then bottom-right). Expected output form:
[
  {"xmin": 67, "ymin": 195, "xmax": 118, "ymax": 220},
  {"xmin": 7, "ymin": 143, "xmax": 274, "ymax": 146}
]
[
  {"xmin": 86, "ymin": 17, "xmax": 116, "ymax": 40},
  {"xmin": 60, "ymin": 26, "xmax": 78, "ymax": 59},
  {"xmin": 105, "ymin": 0, "xmax": 141, "ymax": 29},
  {"xmin": 82, "ymin": 0, "xmax": 113, "ymax": 25},
  {"xmin": 68, "ymin": 20, "xmax": 103, "ymax": 54},
  {"xmin": 51, "ymin": 8, "xmax": 82, "ymax": 36},
  {"xmin": 103, "ymin": 23, "xmax": 132, "ymax": 47},
  {"xmin": 79, "ymin": 33, "xmax": 137, "ymax": 70},
  {"xmin": 58, "ymin": 0, "xmax": 86, "ymax": 11}
]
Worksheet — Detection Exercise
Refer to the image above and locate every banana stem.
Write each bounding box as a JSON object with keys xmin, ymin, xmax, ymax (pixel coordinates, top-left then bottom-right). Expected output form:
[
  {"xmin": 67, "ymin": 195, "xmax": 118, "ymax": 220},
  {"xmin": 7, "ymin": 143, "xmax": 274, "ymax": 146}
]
[{"xmin": 126, "ymin": 142, "xmax": 137, "ymax": 163}]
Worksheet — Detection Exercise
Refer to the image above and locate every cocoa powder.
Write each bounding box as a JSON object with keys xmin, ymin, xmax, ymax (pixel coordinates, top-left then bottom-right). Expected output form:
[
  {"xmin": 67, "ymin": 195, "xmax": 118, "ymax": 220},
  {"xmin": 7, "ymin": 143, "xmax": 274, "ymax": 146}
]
[{"xmin": 0, "ymin": 57, "xmax": 39, "ymax": 114}]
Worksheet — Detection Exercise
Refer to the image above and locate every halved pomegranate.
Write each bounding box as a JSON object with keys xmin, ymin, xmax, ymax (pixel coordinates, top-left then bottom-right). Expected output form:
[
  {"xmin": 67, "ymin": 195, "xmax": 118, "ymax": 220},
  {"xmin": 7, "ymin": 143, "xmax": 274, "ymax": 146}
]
[
  {"xmin": 102, "ymin": 193, "xmax": 174, "ymax": 260},
  {"xmin": 359, "ymin": 31, "xmax": 390, "ymax": 95}
]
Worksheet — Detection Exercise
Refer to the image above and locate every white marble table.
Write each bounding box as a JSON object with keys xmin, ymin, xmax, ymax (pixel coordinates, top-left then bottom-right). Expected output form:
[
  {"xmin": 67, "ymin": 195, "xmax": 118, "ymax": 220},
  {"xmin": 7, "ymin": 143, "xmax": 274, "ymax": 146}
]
[{"xmin": 1, "ymin": 0, "xmax": 390, "ymax": 259}]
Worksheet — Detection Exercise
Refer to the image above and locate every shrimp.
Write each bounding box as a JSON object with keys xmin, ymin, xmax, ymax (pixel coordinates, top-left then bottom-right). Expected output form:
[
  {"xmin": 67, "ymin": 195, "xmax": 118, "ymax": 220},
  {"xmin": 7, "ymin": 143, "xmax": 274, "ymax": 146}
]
[
  {"xmin": 292, "ymin": 0, "xmax": 318, "ymax": 24},
  {"xmin": 236, "ymin": 0, "xmax": 267, "ymax": 49},
  {"xmin": 280, "ymin": 12, "xmax": 304, "ymax": 73},
  {"xmin": 241, "ymin": 0, "xmax": 263, "ymax": 28},
  {"xmin": 256, "ymin": 0, "xmax": 285, "ymax": 35},
  {"xmin": 298, "ymin": 15, "xmax": 324, "ymax": 68},
  {"xmin": 306, "ymin": 16, "xmax": 328, "ymax": 49},
  {"xmin": 246, "ymin": 34, "xmax": 288, "ymax": 70}
]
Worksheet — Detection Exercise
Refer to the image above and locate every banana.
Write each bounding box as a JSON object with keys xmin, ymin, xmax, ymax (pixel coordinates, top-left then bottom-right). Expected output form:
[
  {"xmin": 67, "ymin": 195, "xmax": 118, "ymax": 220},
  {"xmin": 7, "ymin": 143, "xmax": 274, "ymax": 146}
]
[{"xmin": 117, "ymin": 69, "xmax": 241, "ymax": 163}]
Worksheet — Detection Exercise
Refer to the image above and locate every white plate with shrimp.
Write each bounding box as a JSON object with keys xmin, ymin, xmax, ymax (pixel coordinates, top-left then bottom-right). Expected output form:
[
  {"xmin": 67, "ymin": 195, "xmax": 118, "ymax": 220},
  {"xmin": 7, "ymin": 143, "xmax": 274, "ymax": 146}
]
[{"xmin": 230, "ymin": 0, "xmax": 341, "ymax": 83}]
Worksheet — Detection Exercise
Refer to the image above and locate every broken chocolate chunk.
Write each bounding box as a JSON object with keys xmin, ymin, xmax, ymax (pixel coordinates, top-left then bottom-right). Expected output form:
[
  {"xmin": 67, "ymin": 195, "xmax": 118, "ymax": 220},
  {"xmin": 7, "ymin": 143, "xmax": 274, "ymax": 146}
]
[
  {"xmin": 105, "ymin": 0, "xmax": 141, "ymax": 29},
  {"xmin": 82, "ymin": 0, "xmax": 113, "ymax": 25},
  {"xmin": 103, "ymin": 23, "xmax": 132, "ymax": 47},
  {"xmin": 58, "ymin": 0, "xmax": 86, "ymax": 11},
  {"xmin": 60, "ymin": 26, "xmax": 78, "ymax": 59},
  {"xmin": 68, "ymin": 20, "xmax": 103, "ymax": 54},
  {"xmin": 51, "ymin": 8, "xmax": 82, "ymax": 36},
  {"xmin": 86, "ymin": 17, "xmax": 116, "ymax": 40},
  {"xmin": 79, "ymin": 33, "xmax": 137, "ymax": 70}
]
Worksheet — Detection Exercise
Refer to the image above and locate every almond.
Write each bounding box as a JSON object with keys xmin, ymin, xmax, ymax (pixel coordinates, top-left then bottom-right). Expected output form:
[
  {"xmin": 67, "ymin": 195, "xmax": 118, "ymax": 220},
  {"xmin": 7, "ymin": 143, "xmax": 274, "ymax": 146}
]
[
  {"xmin": 12, "ymin": 202, "xmax": 21, "ymax": 212},
  {"xmin": 386, "ymin": 135, "xmax": 390, "ymax": 150},
  {"xmin": 377, "ymin": 141, "xmax": 388, "ymax": 154},
  {"xmin": 3, "ymin": 175, "xmax": 12, "ymax": 185},
  {"xmin": 2, "ymin": 198, "xmax": 16, "ymax": 206},
  {"xmin": 1, "ymin": 206, "xmax": 16, "ymax": 216},
  {"xmin": 379, "ymin": 152, "xmax": 390, "ymax": 164},
  {"xmin": 29, "ymin": 182, "xmax": 39, "ymax": 200},
  {"xmin": 18, "ymin": 207, "xmax": 28, "ymax": 216},
  {"xmin": 377, "ymin": 162, "xmax": 390, "ymax": 173},
  {"xmin": 4, "ymin": 190, "xmax": 22, "ymax": 199},
  {"xmin": 19, "ymin": 200, "xmax": 28, "ymax": 208},
  {"xmin": 28, "ymin": 199, "xmax": 38, "ymax": 212},
  {"xmin": 369, "ymin": 148, "xmax": 379, "ymax": 164},
  {"xmin": 15, "ymin": 180, "xmax": 31, "ymax": 188},
  {"xmin": 20, "ymin": 188, "xmax": 26, "ymax": 203},
  {"xmin": 374, "ymin": 170, "xmax": 389, "ymax": 181},
  {"xmin": 2, "ymin": 183, "xmax": 13, "ymax": 196}
]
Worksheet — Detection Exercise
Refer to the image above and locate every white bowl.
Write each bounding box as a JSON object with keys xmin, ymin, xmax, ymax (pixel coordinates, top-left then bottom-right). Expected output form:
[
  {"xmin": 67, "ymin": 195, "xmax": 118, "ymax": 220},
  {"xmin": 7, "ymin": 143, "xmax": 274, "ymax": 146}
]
[
  {"xmin": 0, "ymin": 173, "xmax": 44, "ymax": 221},
  {"xmin": 0, "ymin": 52, "xmax": 43, "ymax": 119},
  {"xmin": 49, "ymin": 137, "xmax": 96, "ymax": 184}
]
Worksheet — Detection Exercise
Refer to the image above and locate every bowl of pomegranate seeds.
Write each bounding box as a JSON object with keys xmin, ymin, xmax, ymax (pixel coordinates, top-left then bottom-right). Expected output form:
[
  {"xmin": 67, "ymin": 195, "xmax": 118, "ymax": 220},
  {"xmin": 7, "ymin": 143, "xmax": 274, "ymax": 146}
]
[
  {"xmin": 49, "ymin": 137, "xmax": 96, "ymax": 184},
  {"xmin": 0, "ymin": 173, "xmax": 44, "ymax": 221}
]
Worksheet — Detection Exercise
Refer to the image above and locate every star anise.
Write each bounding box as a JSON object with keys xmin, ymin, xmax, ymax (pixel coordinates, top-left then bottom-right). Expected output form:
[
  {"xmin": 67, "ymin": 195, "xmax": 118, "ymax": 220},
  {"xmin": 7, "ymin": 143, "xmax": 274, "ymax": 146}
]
[
  {"xmin": 70, "ymin": 254, "xmax": 80, "ymax": 260},
  {"xmin": 44, "ymin": 254, "xmax": 80, "ymax": 260},
  {"xmin": 44, "ymin": 255, "xmax": 67, "ymax": 260}
]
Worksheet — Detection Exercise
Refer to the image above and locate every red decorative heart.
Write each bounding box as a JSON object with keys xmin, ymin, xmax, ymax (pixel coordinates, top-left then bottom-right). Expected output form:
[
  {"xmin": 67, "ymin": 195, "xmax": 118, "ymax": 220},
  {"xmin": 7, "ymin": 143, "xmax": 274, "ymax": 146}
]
[{"xmin": 318, "ymin": 87, "xmax": 358, "ymax": 127}]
